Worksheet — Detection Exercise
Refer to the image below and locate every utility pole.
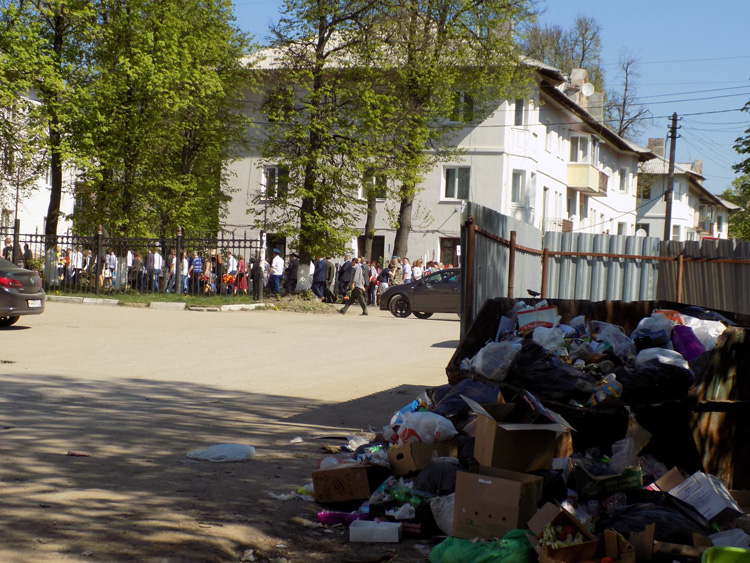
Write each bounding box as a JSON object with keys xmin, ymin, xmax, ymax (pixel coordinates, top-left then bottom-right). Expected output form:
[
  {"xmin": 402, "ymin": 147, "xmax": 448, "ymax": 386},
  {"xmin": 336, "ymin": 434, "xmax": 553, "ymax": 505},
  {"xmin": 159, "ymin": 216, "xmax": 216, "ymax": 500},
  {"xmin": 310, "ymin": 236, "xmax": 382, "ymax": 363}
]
[{"xmin": 663, "ymin": 112, "xmax": 679, "ymax": 241}]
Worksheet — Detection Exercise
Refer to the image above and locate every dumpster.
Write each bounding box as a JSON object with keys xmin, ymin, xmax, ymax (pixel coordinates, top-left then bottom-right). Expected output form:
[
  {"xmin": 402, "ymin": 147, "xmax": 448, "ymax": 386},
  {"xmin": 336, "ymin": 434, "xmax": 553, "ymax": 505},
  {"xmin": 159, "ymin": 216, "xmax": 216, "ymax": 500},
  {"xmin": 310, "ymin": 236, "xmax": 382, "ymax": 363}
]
[{"xmin": 446, "ymin": 298, "xmax": 750, "ymax": 488}]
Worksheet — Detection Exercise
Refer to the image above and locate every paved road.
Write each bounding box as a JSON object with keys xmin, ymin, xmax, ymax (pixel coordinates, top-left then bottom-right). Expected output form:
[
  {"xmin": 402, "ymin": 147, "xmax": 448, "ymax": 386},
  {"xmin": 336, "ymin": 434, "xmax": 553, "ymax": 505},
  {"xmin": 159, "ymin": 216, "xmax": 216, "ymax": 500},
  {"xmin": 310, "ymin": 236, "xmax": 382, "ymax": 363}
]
[{"xmin": 0, "ymin": 302, "xmax": 461, "ymax": 562}]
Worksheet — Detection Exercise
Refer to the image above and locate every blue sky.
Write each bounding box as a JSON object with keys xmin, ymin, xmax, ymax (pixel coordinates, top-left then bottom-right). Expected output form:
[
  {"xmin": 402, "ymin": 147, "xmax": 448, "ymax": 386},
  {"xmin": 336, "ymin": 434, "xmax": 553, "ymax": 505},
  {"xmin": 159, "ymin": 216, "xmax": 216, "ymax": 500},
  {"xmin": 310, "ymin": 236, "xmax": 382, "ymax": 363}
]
[{"xmin": 231, "ymin": 0, "xmax": 750, "ymax": 195}]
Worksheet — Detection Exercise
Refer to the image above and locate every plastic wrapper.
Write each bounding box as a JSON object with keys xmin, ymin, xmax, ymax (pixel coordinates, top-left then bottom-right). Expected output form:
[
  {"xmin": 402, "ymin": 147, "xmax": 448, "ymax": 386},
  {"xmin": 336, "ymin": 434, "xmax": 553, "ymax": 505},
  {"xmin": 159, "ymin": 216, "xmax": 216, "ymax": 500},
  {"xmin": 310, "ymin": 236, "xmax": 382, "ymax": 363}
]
[
  {"xmin": 636, "ymin": 347, "xmax": 690, "ymax": 370},
  {"xmin": 631, "ymin": 313, "xmax": 676, "ymax": 340},
  {"xmin": 532, "ymin": 326, "xmax": 565, "ymax": 353},
  {"xmin": 470, "ymin": 340, "xmax": 523, "ymax": 380},
  {"xmin": 428, "ymin": 530, "xmax": 536, "ymax": 563},
  {"xmin": 672, "ymin": 324, "xmax": 707, "ymax": 361},
  {"xmin": 590, "ymin": 321, "xmax": 637, "ymax": 359},
  {"xmin": 397, "ymin": 411, "xmax": 457, "ymax": 445},
  {"xmin": 429, "ymin": 379, "xmax": 502, "ymax": 420},
  {"xmin": 610, "ymin": 438, "xmax": 638, "ymax": 474},
  {"xmin": 683, "ymin": 315, "xmax": 727, "ymax": 351}
]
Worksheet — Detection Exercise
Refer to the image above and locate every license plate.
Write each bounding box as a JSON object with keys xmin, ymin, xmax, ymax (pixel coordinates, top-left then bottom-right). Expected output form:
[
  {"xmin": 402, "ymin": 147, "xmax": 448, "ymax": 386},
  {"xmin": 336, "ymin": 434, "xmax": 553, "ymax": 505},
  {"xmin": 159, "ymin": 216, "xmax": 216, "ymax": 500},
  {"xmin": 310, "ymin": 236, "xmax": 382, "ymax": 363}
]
[{"xmin": 27, "ymin": 299, "xmax": 42, "ymax": 308}]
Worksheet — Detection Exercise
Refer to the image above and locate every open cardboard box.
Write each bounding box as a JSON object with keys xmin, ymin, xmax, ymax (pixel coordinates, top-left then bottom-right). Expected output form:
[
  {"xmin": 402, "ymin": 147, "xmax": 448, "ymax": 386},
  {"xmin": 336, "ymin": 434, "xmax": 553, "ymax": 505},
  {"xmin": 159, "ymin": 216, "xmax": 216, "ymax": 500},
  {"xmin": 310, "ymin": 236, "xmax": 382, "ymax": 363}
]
[
  {"xmin": 527, "ymin": 503, "xmax": 634, "ymax": 563},
  {"xmin": 452, "ymin": 465, "xmax": 543, "ymax": 540},
  {"xmin": 573, "ymin": 464, "xmax": 643, "ymax": 500},
  {"xmin": 630, "ymin": 523, "xmax": 712, "ymax": 561},
  {"xmin": 387, "ymin": 438, "xmax": 458, "ymax": 476},
  {"xmin": 462, "ymin": 394, "xmax": 572, "ymax": 473}
]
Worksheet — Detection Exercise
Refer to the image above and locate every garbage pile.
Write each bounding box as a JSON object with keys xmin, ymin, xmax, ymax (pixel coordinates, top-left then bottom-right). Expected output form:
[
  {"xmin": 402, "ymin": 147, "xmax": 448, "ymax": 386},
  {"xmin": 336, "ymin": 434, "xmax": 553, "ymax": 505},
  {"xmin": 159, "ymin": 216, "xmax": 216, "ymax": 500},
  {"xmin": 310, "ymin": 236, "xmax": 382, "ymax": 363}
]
[{"xmin": 304, "ymin": 302, "xmax": 750, "ymax": 562}]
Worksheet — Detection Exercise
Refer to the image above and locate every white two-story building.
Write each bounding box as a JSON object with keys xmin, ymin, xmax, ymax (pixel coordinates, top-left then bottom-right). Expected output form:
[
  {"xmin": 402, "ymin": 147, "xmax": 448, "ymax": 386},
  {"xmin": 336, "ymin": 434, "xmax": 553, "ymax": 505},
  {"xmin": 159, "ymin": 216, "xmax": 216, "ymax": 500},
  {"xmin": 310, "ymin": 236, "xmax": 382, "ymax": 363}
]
[{"xmin": 223, "ymin": 61, "xmax": 654, "ymax": 263}]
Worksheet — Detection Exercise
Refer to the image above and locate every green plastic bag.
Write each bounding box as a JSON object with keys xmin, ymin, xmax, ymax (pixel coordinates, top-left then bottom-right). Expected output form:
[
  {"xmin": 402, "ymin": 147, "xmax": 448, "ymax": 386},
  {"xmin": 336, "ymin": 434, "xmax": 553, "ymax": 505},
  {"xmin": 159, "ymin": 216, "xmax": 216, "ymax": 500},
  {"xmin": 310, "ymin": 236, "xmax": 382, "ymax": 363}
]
[{"xmin": 428, "ymin": 530, "xmax": 536, "ymax": 563}]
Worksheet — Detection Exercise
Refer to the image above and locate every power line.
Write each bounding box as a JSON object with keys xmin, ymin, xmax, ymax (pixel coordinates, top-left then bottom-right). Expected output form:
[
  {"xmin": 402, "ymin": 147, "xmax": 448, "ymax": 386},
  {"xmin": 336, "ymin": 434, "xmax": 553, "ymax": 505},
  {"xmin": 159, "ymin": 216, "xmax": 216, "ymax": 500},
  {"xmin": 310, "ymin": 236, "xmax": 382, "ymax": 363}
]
[
  {"xmin": 637, "ymin": 85, "xmax": 750, "ymax": 100},
  {"xmin": 639, "ymin": 92, "xmax": 750, "ymax": 106},
  {"xmin": 602, "ymin": 55, "xmax": 750, "ymax": 66}
]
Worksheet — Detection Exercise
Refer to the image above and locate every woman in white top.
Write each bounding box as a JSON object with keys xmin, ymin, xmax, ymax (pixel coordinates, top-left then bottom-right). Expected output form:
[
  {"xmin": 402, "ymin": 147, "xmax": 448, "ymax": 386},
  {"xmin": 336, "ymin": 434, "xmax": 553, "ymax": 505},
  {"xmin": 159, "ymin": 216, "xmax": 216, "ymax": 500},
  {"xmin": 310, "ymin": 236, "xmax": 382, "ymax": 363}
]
[{"xmin": 412, "ymin": 259, "xmax": 424, "ymax": 281}]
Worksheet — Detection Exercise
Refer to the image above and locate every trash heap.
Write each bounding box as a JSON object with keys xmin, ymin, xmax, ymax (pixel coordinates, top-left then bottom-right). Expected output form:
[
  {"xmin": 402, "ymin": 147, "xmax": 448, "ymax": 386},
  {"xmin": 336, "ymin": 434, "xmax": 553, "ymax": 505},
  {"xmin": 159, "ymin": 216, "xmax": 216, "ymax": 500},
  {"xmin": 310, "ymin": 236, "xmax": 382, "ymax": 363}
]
[{"xmin": 307, "ymin": 300, "xmax": 750, "ymax": 562}]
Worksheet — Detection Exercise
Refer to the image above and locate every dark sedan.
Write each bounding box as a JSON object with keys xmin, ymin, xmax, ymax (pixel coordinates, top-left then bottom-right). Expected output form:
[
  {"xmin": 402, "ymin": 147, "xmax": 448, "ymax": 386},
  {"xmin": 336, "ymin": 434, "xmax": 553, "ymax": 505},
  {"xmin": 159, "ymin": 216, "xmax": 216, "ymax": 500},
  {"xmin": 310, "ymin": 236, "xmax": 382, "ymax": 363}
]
[
  {"xmin": 0, "ymin": 257, "xmax": 45, "ymax": 327},
  {"xmin": 379, "ymin": 267, "xmax": 461, "ymax": 319}
]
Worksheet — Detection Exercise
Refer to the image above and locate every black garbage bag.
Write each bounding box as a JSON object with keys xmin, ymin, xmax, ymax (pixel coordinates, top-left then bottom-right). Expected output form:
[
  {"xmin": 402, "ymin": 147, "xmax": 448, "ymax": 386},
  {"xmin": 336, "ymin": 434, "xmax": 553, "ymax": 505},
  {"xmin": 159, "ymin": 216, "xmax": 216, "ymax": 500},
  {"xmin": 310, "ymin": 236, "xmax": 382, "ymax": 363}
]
[
  {"xmin": 679, "ymin": 306, "xmax": 736, "ymax": 326},
  {"xmin": 428, "ymin": 379, "xmax": 502, "ymax": 419},
  {"xmin": 614, "ymin": 359, "xmax": 694, "ymax": 406},
  {"xmin": 504, "ymin": 340, "xmax": 596, "ymax": 404},
  {"xmin": 414, "ymin": 460, "xmax": 459, "ymax": 496},
  {"xmin": 595, "ymin": 490, "xmax": 712, "ymax": 544},
  {"xmin": 528, "ymin": 468, "xmax": 567, "ymax": 507}
]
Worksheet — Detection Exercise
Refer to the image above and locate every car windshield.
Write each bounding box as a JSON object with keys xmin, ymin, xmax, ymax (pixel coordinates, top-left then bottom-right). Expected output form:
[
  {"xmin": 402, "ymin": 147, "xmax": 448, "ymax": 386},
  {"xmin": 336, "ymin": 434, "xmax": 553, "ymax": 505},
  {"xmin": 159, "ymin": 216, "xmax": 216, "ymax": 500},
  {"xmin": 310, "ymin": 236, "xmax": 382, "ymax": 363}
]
[{"xmin": 424, "ymin": 270, "xmax": 460, "ymax": 284}]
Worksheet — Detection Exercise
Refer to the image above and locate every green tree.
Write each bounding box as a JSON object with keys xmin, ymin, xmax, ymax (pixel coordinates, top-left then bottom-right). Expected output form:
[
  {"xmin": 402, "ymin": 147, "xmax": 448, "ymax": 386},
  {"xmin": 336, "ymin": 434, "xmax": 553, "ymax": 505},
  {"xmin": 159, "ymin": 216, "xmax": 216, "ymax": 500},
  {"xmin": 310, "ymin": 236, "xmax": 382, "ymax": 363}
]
[
  {"xmin": 365, "ymin": 0, "xmax": 533, "ymax": 258},
  {"xmin": 257, "ymin": 0, "xmax": 383, "ymax": 260},
  {"xmin": 720, "ymin": 174, "xmax": 750, "ymax": 240},
  {"xmin": 75, "ymin": 0, "xmax": 250, "ymax": 237}
]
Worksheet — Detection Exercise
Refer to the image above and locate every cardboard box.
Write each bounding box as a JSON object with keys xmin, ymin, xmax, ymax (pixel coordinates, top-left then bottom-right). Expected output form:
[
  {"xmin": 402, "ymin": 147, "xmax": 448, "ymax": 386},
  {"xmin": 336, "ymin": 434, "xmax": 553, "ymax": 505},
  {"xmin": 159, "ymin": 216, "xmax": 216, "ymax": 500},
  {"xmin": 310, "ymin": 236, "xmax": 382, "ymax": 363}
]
[
  {"xmin": 573, "ymin": 464, "xmax": 643, "ymax": 500},
  {"xmin": 517, "ymin": 305, "xmax": 559, "ymax": 330},
  {"xmin": 463, "ymin": 396, "xmax": 569, "ymax": 473},
  {"xmin": 656, "ymin": 468, "xmax": 743, "ymax": 523},
  {"xmin": 312, "ymin": 462, "xmax": 391, "ymax": 504},
  {"xmin": 349, "ymin": 520, "xmax": 402, "ymax": 543},
  {"xmin": 630, "ymin": 523, "xmax": 712, "ymax": 561},
  {"xmin": 528, "ymin": 503, "xmax": 635, "ymax": 563},
  {"xmin": 538, "ymin": 530, "xmax": 636, "ymax": 563},
  {"xmin": 452, "ymin": 466, "xmax": 543, "ymax": 540},
  {"xmin": 387, "ymin": 438, "xmax": 458, "ymax": 476}
]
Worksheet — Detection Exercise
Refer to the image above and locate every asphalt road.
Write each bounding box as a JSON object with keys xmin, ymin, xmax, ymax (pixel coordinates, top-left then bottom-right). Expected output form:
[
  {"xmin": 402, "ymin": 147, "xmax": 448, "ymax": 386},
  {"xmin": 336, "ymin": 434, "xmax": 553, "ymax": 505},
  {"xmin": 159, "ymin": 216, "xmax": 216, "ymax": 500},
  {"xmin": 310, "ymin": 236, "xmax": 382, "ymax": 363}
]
[{"xmin": 0, "ymin": 301, "xmax": 461, "ymax": 562}]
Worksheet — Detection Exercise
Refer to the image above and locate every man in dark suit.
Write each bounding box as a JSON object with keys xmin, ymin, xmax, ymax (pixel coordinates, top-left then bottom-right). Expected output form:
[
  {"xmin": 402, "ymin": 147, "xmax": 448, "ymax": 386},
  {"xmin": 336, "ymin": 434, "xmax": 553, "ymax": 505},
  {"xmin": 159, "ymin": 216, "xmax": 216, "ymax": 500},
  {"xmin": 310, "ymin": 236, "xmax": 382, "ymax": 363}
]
[
  {"xmin": 324, "ymin": 257, "xmax": 336, "ymax": 303},
  {"xmin": 283, "ymin": 252, "xmax": 299, "ymax": 295},
  {"xmin": 337, "ymin": 254, "xmax": 352, "ymax": 299},
  {"xmin": 312, "ymin": 256, "xmax": 326, "ymax": 299}
]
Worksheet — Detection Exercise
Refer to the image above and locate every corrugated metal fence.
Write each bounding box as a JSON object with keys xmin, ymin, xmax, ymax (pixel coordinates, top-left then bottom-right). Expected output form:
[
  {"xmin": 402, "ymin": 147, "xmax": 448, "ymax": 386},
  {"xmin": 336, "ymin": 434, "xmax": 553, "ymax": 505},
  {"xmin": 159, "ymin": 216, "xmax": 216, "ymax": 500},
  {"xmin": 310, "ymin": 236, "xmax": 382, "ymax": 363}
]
[{"xmin": 461, "ymin": 203, "xmax": 750, "ymax": 334}]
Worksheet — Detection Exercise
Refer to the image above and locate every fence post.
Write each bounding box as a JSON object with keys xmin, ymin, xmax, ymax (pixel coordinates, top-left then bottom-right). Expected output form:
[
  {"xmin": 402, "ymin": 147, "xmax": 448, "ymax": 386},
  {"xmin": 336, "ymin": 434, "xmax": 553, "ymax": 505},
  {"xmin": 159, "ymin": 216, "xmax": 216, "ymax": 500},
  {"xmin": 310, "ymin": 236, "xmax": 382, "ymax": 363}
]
[
  {"xmin": 541, "ymin": 248, "xmax": 549, "ymax": 298},
  {"xmin": 176, "ymin": 226, "xmax": 183, "ymax": 294},
  {"xmin": 95, "ymin": 225, "xmax": 103, "ymax": 296},
  {"xmin": 12, "ymin": 218, "xmax": 20, "ymax": 266},
  {"xmin": 258, "ymin": 230, "xmax": 265, "ymax": 302},
  {"xmin": 676, "ymin": 253, "xmax": 684, "ymax": 303},
  {"xmin": 507, "ymin": 230, "xmax": 516, "ymax": 298},
  {"xmin": 462, "ymin": 216, "xmax": 476, "ymax": 335}
]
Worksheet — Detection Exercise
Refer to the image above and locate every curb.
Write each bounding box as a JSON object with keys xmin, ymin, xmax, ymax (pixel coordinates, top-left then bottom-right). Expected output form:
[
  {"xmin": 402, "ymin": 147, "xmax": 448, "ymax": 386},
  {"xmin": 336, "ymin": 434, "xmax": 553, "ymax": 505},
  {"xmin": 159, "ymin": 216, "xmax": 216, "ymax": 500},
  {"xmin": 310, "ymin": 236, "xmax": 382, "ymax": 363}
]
[
  {"xmin": 220, "ymin": 303, "xmax": 263, "ymax": 312},
  {"xmin": 82, "ymin": 297, "xmax": 119, "ymax": 307},
  {"xmin": 149, "ymin": 301, "xmax": 187, "ymax": 311},
  {"xmin": 47, "ymin": 295, "xmax": 84, "ymax": 304}
]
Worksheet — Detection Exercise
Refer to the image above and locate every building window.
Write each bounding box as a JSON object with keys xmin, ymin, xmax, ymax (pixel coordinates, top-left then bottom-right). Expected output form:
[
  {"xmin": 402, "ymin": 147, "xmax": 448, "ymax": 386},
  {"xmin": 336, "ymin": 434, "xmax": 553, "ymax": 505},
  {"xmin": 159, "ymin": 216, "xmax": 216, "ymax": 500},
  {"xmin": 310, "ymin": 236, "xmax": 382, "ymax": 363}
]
[
  {"xmin": 511, "ymin": 170, "xmax": 524, "ymax": 204},
  {"xmin": 514, "ymin": 99, "xmax": 525, "ymax": 126},
  {"xmin": 636, "ymin": 223, "xmax": 650, "ymax": 236},
  {"xmin": 570, "ymin": 135, "xmax": 589, "ymax": 163},
  {"xmin": 717, "ymin": 215, "xmax": 724, "ymax": 232},
  {"xmin": 673, "ymin": 180, "xmax": 684, "ymax": 202},
  {"xmin": 444, "ymin": 167, "xmax": 470, "ymax": 200},
  {"xmin": 451, "ymin": 92, "xmax": 474, "ymax": 122},
  {"xmin": 545, "ymin": 120, "xmax": 553, "ymax": 153},
  {"xmin": 262, "ymin": 165, "xmax": 289, "ymax": 199},
  {"xmin": 617, "ymin": 222, "xmax": 627, "ymax": 235},
  {"xmin": 580, "ymin": 195, "xmax": 589, "ymax": 219},
  {"xmin": 619, "ymin": 169, "xmax": 628, "ymax": 192},
  {"xmin": 360, "ymin": 168, "xmax": 387, "ymax": 200},
  {"xmin": 439, "ymin": 237, "xmax": 460, "ymax": 266},
  {"xmin": 672, "ymin": 225, "xmax": 681, "ymax": 241}
]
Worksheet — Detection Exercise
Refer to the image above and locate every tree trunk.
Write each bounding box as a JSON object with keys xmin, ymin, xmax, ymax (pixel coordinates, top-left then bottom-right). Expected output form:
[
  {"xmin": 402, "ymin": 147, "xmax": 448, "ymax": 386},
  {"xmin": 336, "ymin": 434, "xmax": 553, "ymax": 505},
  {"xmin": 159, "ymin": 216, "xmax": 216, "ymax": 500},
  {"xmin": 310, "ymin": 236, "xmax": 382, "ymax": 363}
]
[
  {"xmin": 393, "ymin": 185, "xmax": 414, "ymax": 259},
  {"xmin": 362, "ymin": 191, "xmax": 377, "ymax": 260},
  {"xmin": 45, "ymin": 124, "xmax": 63, "ymax": 247}
]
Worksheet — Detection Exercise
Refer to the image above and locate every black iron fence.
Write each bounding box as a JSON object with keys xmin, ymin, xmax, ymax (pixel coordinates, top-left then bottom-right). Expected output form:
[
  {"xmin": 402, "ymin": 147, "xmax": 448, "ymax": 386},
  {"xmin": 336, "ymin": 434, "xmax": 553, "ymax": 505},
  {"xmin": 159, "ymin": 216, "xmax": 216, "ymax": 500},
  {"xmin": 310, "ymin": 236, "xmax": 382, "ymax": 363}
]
[{"xmin": 0, "ymin": 228, "xmax": 263, "ymax": 299}]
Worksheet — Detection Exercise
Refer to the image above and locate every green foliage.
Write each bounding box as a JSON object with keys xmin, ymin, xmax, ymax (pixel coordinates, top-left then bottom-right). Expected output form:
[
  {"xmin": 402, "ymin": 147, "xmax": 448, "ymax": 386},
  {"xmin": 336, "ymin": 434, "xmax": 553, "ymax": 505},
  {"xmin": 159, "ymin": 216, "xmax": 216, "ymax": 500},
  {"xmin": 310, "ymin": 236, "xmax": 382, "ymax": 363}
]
[{"xmin": 720, "ymin": 174, "xmax": 750, "ymax": 240}]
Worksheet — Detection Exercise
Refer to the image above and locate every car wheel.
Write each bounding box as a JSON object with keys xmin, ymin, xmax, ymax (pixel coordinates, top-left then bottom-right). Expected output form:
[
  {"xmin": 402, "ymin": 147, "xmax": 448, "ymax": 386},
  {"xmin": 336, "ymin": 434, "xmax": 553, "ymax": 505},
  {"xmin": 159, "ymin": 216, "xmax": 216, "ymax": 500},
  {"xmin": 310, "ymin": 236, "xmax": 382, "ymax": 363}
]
[
  {"xmin": 389, "ymin": 295, "xmax": 412, "ymax": 318},
  {"xmin": 413, "ymin": 311, "xmax": 433, "ymax": 319},
  {"xmin": 0, "ymin": 315, "xmax": 19, "ymax": 327}
]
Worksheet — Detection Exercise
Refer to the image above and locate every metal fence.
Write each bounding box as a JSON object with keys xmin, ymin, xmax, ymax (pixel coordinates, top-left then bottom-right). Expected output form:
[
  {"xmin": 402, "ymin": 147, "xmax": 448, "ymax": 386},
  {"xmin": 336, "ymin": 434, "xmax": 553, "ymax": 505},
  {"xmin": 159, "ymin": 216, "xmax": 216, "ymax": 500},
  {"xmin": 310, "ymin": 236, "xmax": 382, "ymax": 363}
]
[{"xmin": 0, "ymin": 228, "xmax": 263, "ymax": 298}]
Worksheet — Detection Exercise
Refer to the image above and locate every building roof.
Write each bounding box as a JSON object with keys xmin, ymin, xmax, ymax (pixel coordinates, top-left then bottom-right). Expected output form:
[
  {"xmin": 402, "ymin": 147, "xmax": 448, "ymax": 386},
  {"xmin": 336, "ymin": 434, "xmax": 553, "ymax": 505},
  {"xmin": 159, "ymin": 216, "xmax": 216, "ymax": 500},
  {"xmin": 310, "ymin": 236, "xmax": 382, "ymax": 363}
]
[
  {"xmin": 640, "ymin": 154, "xmax": 730, "ymax": 209},
  {"xmin": 718, "ymin": 197, "xmax": 743, "ymax": 212}
]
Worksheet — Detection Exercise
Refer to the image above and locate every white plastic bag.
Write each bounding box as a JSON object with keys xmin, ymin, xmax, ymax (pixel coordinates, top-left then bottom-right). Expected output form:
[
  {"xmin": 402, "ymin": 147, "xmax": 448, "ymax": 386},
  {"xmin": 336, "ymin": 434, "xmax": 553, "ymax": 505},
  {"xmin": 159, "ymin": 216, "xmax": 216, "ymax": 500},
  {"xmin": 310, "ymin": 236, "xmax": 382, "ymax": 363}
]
[
  {"xmin": 635, "ymin": 347, "xmax": 689, "ymax": 371},
  {"xmin": 591, "ymin": 321, "xmax": 636, "ymax": 359},
  {"xmin": 682, "ymin": 315, "xmax": 727, "ymax": 351},
  {"xmin": 470, "ymin": 341, "xmax": 522, "ymax": 380},
  {"xmin": 610, "ymin": 438, "xmax": 639, "ymax": 474},
  {"xmin": 187, "ymin": 443, "xmax": 256, "ymax": 462},
  {"xmin": 532, "ymin": 327, "xmax": 565, "ymax": 352},
  {"xmin": 430, "ymin": 493, "xmax": 455, "ymax": 536},
  {"xmin": 397, "ymin": 411, "xmax": 457, "ymax": 445}
]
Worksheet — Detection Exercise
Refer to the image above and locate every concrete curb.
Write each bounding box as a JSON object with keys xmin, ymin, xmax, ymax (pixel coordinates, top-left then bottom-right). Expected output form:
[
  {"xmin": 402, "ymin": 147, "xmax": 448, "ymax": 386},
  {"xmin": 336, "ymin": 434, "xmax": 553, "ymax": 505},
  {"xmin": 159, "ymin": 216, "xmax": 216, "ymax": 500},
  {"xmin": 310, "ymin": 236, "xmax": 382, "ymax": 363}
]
[
  {"xmin": 47, "ymin": 295, "xmax": 84, "ymax": 304},
  {"xmin": 220, "ymin": 303, "xmax": 263, "ymax": 312},
  {"xmin": 149, "ymin": 301, "xmax": 187, "ymax": 311},
  {"xmin": 82, "ymin": 297, "xmax": 119, "ymax": 306}
]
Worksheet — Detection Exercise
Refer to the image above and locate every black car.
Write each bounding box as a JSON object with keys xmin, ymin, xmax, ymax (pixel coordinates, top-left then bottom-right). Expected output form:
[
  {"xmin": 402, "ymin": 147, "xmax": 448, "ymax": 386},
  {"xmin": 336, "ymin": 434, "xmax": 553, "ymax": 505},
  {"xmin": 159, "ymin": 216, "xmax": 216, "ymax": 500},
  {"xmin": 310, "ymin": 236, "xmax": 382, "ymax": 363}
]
[
  {"xmin": 380, "ymin": 267, "xmax": 461, "ymax": 319},
  {"xmin": 0, "ymin": 257, "xmax": 45, "ymax": 327}
]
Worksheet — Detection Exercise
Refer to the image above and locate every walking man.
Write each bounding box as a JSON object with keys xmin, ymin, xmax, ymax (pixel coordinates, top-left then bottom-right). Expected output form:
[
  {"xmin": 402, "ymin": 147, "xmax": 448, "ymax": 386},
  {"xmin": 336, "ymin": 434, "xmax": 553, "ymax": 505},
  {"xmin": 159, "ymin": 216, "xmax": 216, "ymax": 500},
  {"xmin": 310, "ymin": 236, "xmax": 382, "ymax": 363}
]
[
  {"xmin": 339, "ymin": 257, "xmax": 368, "ymax": 316},
  {"xmin": 312, "ymin": 256, "xmax": 326, "ymax": 299},
  {"xmin": 269, "ymin": 248, "xmax": 284, "ymax": 295}
]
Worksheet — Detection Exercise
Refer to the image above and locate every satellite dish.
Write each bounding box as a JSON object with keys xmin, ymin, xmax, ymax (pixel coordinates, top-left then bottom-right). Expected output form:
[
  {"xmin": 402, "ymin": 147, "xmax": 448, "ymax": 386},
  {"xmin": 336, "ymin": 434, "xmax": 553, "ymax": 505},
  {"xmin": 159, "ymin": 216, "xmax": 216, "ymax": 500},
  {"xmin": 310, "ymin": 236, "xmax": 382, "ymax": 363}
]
[
  {"xmin": 635, "ymin": 228, "xmax": 647, "ymax": 237},
  {"xmin": 581, "ymin": 83, "xmax": 595, "ymax": 97}
]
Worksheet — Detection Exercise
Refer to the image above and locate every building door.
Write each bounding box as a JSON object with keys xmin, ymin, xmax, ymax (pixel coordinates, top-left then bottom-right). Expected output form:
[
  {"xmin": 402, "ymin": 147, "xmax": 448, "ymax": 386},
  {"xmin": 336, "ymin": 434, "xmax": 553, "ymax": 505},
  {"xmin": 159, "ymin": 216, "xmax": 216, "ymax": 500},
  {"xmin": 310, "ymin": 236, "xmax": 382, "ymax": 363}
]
[
  {"xmin": 357, "ymin": 235, "xmax": 384, "ymax": 263},
  {"xmin": 439, "ymin": 237, "xmax": 460, "ymax": 267}
]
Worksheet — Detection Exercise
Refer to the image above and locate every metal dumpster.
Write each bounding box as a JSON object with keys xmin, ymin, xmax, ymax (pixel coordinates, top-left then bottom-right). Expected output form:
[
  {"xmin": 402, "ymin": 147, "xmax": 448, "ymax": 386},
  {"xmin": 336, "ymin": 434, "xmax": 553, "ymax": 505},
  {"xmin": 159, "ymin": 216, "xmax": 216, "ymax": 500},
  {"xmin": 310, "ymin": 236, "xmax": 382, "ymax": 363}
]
[{"xmin": 446, "ymin": 298, "xmax": 750, "ymax": 488}]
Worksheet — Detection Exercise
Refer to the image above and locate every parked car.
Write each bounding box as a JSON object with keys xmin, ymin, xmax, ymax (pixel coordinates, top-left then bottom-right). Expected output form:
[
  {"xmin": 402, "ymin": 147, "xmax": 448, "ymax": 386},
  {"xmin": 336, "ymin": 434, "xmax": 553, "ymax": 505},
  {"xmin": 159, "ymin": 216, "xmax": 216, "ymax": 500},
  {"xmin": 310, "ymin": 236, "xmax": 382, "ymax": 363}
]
[
  {"xmin": 0, "ymin": 257, "xmax": 45, "ymax": 327},
  {"xmin": 380, "ymin": 267, "xmax": 461, "ymax": 319}
]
